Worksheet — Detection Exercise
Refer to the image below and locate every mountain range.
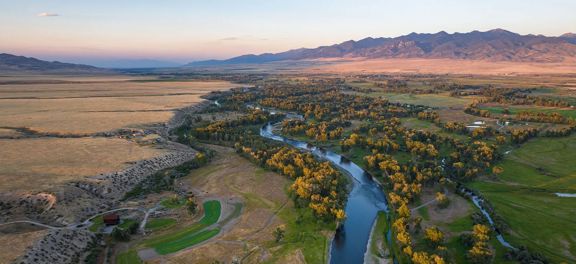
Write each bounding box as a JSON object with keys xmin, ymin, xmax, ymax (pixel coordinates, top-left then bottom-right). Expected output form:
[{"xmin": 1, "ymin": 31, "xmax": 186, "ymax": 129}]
[
  {"xmin": 189, "ymin": 29, "xmax": 576, "ymax": 66},
  {"xmin": 0, "ymin": 53, "xmax": 104, "ymax": 73}
]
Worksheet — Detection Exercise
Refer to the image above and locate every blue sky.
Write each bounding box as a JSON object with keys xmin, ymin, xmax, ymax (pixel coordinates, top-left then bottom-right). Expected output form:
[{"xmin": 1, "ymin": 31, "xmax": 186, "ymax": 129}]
[{"xmin": 0, "ymin": 0, "xmax": 575, "ymax": 64}]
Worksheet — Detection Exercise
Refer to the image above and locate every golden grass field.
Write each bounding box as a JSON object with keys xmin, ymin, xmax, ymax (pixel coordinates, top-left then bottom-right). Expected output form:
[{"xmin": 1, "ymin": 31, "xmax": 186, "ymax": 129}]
[
  {"xmin": 0, "ymin": 137, "xmax": 166, "ymax": 192},
  {"xmin": 0, "ymin": 76, "xmax": 238, "ymax": 192},
  {"xmin": 0, "ymin": 79, "xmax": 237, "ymax": 134},
  {"xmin": 307, "ymin": 58, "xmax": 576, "ymax": 75},
  {"xmin": 0, "ymin": 228, "xmax": 48, "ymax": 264}
]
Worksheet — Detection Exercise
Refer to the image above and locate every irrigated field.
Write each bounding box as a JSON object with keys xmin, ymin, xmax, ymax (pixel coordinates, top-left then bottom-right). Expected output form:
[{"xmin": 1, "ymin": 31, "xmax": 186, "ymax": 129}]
[{"xmin": 470, "ymin": 135, "xmax": 576, "ymax": 262}]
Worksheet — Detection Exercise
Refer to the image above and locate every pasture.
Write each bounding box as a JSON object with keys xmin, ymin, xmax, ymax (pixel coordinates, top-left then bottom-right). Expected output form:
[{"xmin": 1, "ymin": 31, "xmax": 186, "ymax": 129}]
[
  {"xmin": 356, "ymin": 92, "xmax": 474, "ymax": 108},
  {"xmin": 470, "ymin": 135, "xmax": 576, "ymax": 262}
]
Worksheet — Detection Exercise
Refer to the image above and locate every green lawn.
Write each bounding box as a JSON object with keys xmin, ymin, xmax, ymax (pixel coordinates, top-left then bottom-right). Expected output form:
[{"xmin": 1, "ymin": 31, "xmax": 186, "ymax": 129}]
[
  {"xmin": 469, "ymin": 135, "xmax": 576, "ymax": 262},
  {"xmin": 143, "ymin": 200, "xmax": 221, "ymax": 255},
  {"xmin": 88, "ymin": 216, "xmax": 103, "ymax": 232},
  {"xmin": 445, "ymin": 214, "xmax": 473, "ymax": 233},
  {"xmin": 118, "ymin": 219, "xmax": 138, "ymax": 230},
  {"xmin": 417, "ymin": 206, "xmax": 430, "ymax": 221},
  {"xmin": 116, "ymin": 250, "xmax": 141, "ymax": 264},
  {"xmin": 160, "ymin": 197, "xmax": 186, "ymax": 209},
  {"xmin": 145, "ymin": 218, "xmax": 177, "ymax": 231}
]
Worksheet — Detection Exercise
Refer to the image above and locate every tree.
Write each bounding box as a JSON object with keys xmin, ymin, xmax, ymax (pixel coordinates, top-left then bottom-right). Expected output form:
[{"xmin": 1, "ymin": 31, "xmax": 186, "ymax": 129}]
[
  {"xmin": 468, "ymin": 241, "xmax": 492, "ymax": 263},
  {"xmin": 186, "ymin": 196, "xmax": 198, "ymax": 215},
  {"xmin": 435, "ymin": 192, "xmax": 449, "ymax": 209},
  {"xmin": 467, "ymin": 224, "xmax": 493, "ymax": 263},
  {"xmin": 274, "ymin": 225, "xmax": 285, "ymax": 243},
  {"xmin": 492, "ymin": 166, "xmax": 504, "ymax": 175},
  {"xmin": 424, "ymin": 226, "xmax": 444, "ymax": 247},
  {"xmin": 111, "ymin": 227, "xmax": 130, "ymax": 242},
  {"xmin": 397, "ymin": 202, "xmax": 411, "ymax": 218}
]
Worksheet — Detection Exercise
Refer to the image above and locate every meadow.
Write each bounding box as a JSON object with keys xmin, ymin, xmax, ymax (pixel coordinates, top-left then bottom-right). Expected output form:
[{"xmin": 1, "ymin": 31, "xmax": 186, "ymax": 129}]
[{"xmin": 470, "ymin": 135, "xmax": 576, "ymax": 262}]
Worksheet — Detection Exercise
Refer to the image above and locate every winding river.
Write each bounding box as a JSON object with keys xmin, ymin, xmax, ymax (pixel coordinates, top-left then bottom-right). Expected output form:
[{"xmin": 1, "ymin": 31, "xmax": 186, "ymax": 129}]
[
  {"xmin": 260, "ymin": 121, "xmax": 393, "ymax": 264},
  {"xmin": 240, "ymin": 102, "xmax": 516, "ymax": 262}
]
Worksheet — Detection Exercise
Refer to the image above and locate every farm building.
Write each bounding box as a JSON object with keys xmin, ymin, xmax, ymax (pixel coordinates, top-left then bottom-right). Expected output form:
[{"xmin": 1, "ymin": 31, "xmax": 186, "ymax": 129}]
[{"xmin": 103, "ymin": 213, "xmax": 120, "ymax": 226}]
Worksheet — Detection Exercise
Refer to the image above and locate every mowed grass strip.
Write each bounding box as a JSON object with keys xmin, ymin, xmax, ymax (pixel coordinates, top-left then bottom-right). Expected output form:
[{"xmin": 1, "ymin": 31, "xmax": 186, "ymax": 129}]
[
  {"xmin": 145, "ymin": 218, "xmax": 177, "ymax": 231},
  {"xmin": 154, "ymin": 228, "xmax": 221, "ymax": 255},
  {"xmin": 144, "ymin": 200, "xmax": 221, "ymax": 254}
]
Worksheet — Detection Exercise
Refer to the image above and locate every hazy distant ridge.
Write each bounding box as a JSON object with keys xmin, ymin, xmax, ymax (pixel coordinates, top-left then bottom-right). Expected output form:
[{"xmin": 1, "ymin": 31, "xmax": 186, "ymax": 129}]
[
  {"xmin": 0, "ymin": 53, "xmax": 104, "ymax": 73},
  {"xmin": 189, "ymin": 29, "xmax": 576, "ymax": 65}
]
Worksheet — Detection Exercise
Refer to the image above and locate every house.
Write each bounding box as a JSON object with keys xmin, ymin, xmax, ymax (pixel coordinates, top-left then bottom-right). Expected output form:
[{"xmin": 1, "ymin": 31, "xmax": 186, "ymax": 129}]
[{"xmin": 103, "ymin": 213, "xmax": 120, "ymax": 226}]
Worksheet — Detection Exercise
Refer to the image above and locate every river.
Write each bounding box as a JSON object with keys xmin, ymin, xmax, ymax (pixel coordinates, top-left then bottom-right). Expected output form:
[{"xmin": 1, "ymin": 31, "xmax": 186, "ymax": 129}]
[{"xmin": 260, "ymin": 122, "xmax": 393, "ymax": 264}]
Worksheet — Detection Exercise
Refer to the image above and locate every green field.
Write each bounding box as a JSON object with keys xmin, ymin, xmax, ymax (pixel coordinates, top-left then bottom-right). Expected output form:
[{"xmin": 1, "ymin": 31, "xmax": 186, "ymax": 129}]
[
  {"xmin": 160, "ymin": 197, "xmax": 186, "ymax": 209},
  {"xmin": 368, "ymin": 212, "xmax": 390, "ymax": 260},
  {"xmin": 154, "ymin": 228, "xmax": 221, "ymax": 254},
  {"xmin": 143, "ymin": 200, "xmax": 221, "ymax": 255},
  {"xmin": 400, "ymin": 118, "xmax": 469, "ymax": 141},
  {"xmin": 359, "ymin": 92, "xmax": 473, "ymax": 108},
  {"xmin": 268, "ymin": 206, "xmax": 335, "ymax": 264},
  {"xmin": 116, "ymin": 250, "xmax": 141, "ymax": 264},
  {"xmin": 145, "ymin": 218, "xmax": 177, "ymax": 231},
  {"xmin": 469, "ymin": 135, "xmax": 576, "ymax": 262},
  {"xmin": 481, "ymin": 105, "xmax": 576, "ymax": 119},
  {"xmin": 88, "ymin": 215, "xmax": 104, "ymax": 232}
]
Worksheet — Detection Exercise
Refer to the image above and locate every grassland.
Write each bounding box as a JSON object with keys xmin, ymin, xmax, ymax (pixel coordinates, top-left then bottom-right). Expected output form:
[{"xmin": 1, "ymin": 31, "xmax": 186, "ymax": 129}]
[
  {"xmin": 0, "ymin": 228, "xmax": 48, "ymax": 264},
  {"xmin": 348, "ymin": 91, "xmax": 474, "ymax": 108},
  {"xmin": 309, "ymin": 58, "xmax": 576, "ymax": 75},
  {"xmin": 89, "ymin": 216, "xmax": 104, "ymax": 232},
  {"xmin": 367, "ymin": 211, "xmax": 391, "ymax": 262},
  {"xmin": 0, "ymin": 137, "xmax": 165, "ymax": 192},
  {"xmin": 0, "ymin": 76, "xmax": 236, "ymax": 193},
  {"xmin": 165, "ymin": 145, "xmax": 332, "ymax": 264},
  {"xmin": 400, "ymin": 117, "xmax": 470, "ymax": 141},
  {"xmin": 0, "ymin": 79, "xmax": 236, "ymax": 134},
  {"xmin": 469, "ymin": 135, "xmax": 576, "ymax": 262}
]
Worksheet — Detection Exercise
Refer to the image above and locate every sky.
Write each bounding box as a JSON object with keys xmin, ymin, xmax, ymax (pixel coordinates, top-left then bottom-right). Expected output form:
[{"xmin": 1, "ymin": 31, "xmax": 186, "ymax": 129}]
[{"xmin": 0, "ymin": 0, "xmax": 575, "ymax": 66}]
